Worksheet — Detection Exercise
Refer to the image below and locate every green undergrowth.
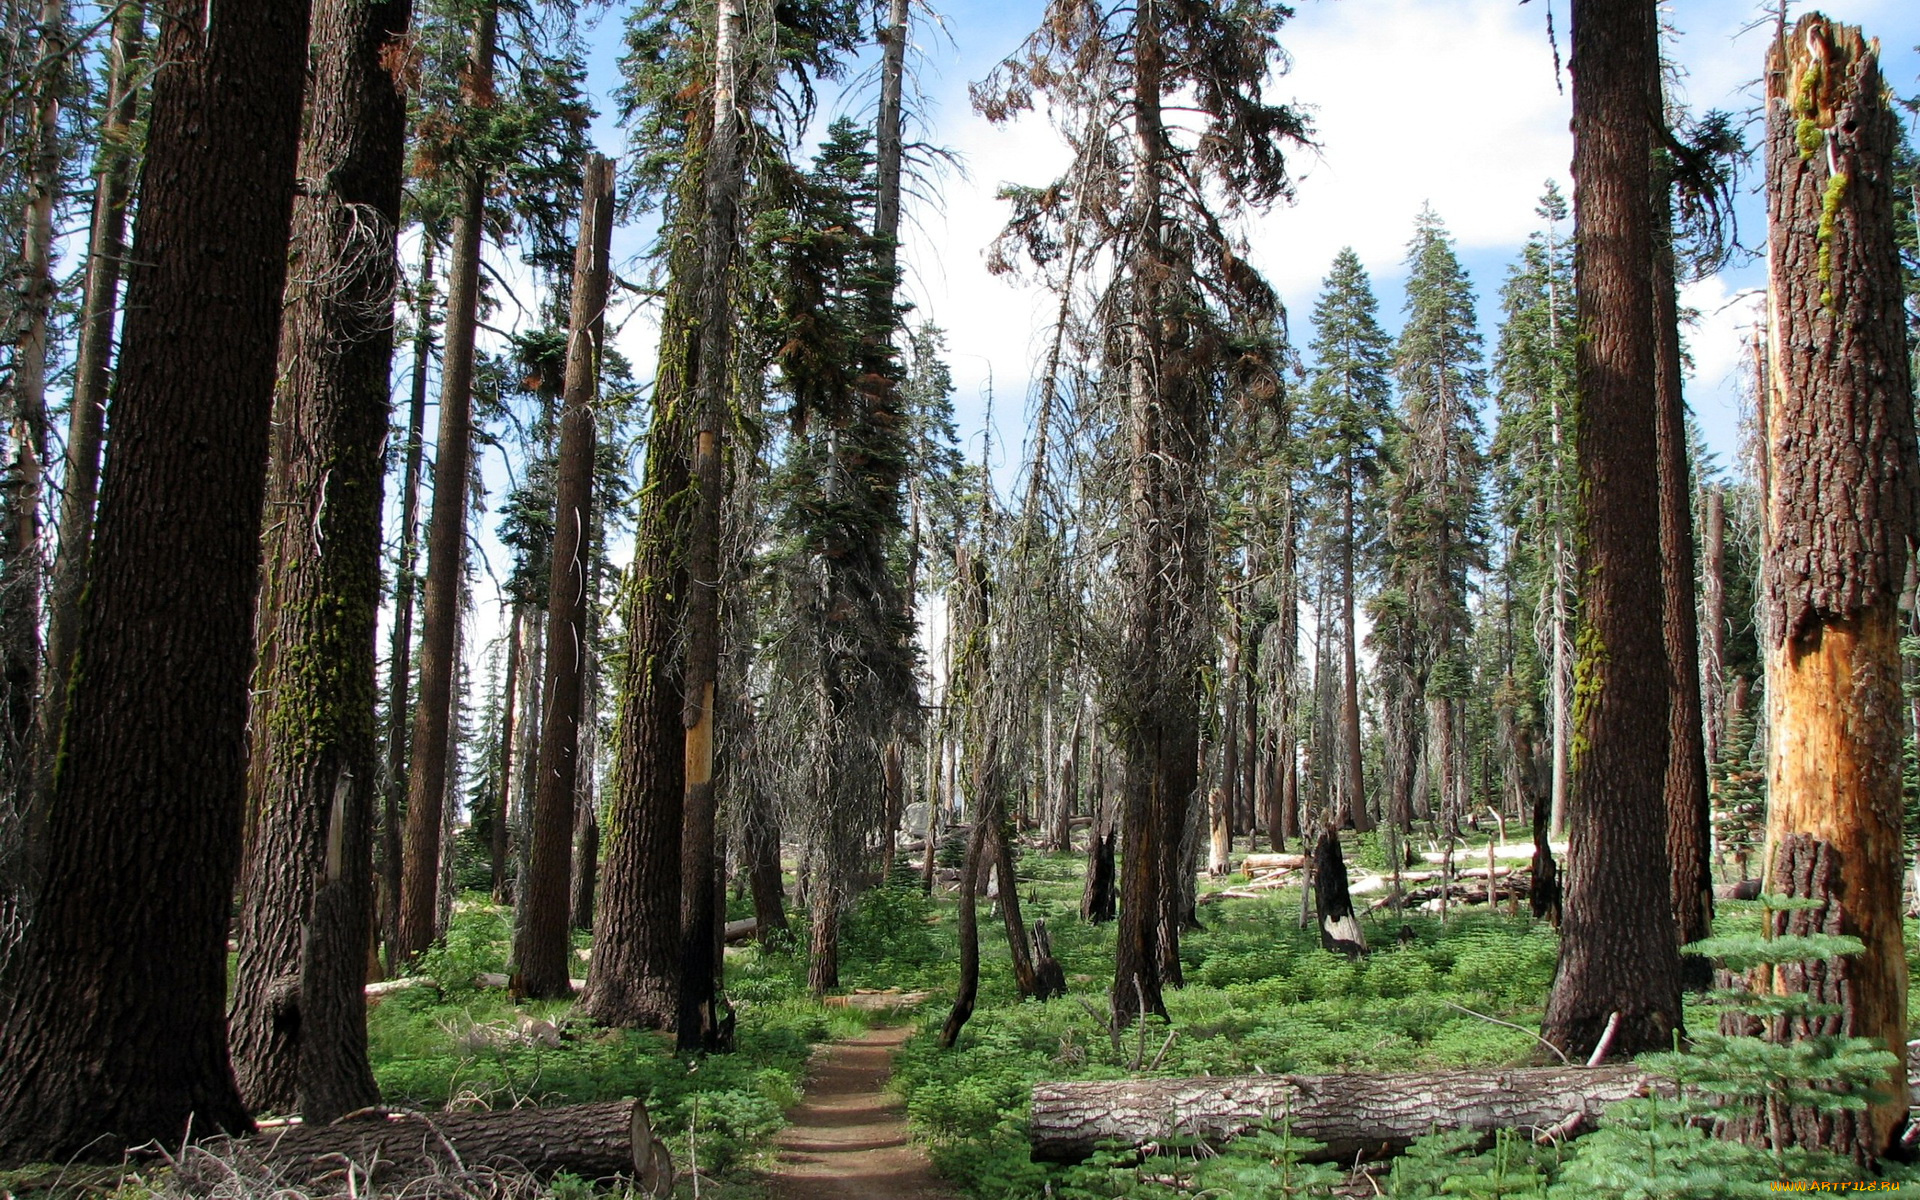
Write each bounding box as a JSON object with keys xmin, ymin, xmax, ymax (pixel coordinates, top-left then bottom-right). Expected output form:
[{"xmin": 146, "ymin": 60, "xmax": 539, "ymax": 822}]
[{"xmin": 891, "ymin": 851, "xmax": 1920, "ymax": 1199}]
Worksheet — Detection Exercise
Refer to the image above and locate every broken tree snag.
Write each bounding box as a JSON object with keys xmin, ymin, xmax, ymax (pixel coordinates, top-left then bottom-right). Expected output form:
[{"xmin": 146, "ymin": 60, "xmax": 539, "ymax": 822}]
[
  {"xmin": 248, "ymin": 1099, "xmax": 659, "ymax": 1185},
  {"xmin": 1031, "ymin": 919, "xmax": 1068, "ymax": 1001},
  {"xmin": 1027, "ymin": 1066, "xmax": 1657, "ymax": 1163},
  {"xmin": 1313, "ymin": 831, "xmax": 1366, "ymax": 958},
  {"xmin": 1762, "ymin": 13, "xmax": 1919, "ymax": 1159},
  {"xmin": 1531, "ymin": 790, "xmax": 1560, "ymax": 925}
]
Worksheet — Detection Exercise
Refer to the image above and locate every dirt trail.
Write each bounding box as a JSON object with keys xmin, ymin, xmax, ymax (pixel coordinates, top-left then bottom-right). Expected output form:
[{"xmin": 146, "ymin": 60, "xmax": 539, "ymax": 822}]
[{"xmin": 764, "ymin": 1024, "xmax": 958, "ymax": 1200}]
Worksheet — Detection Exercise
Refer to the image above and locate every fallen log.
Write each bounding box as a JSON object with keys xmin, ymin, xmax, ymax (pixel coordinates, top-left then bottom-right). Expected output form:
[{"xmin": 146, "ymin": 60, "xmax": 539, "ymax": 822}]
[
  {"xmin": 724, "ymin": 917, "xmax": 758, "ymax": 943},
  {"xmin": 1027, "ymin": 1066, "xmax": 1657, "ymax": 1163},
  {"xmin": 1241, "ymin": 853, "xmax": 1309, "ymax": 872},
  {"xmin": 248, "ymin": 1099, "xmax": 662, "ymax": 1187}
]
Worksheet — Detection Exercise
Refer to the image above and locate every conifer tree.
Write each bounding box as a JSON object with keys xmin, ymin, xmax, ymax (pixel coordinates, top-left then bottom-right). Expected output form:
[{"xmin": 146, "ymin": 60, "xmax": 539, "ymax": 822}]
[
  {"xmin": 1542, "ymin": 0, "xmax": 1684, "ymax": 1061},
  {"xmin": 1388, "ymin": 207, "xmax": 1486, "ymax": 841},
  {"xmin": 0, "ymin": 0, "xmax": 310, "ymax": 1160},
  {"xmin": 1490, "ymin": 184, "xmax": 1577, "ymax": 840},
  {"xmin": 977, "ymin": 0, "xmax": 1309, "ymax": 1027},
  {"xmin": 1302, "ymin": 248, "xmax": 1394, "ymax": 835}
]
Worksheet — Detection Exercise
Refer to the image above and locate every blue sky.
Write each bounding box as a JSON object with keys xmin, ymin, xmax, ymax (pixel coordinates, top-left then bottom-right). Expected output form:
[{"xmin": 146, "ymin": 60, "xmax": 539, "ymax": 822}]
[{"xmin": 568, "ymin": 0, "xmax": 1919, "ymax": 494}]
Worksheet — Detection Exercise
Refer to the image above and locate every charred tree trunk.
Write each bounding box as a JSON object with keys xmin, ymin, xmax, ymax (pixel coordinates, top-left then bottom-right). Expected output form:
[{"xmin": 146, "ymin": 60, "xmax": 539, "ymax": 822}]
[
  {"xmin": 381, "ymin": 239, "xmax": 435, "ymax": 967},
  {"xmin": 0, "ymin": 0, "xmax": 310, "ymax": 1161},
  {"xmin": 398, "ymin": 2, "xmax": 497, "ymax": 964},
  {"xmin": 1758, "ymin": 16, "xmax": 1917, "ymax": 1157},
  {"xmin": 1313, "ymin": 831, "xmax": 1367, "ymax": 958},
  {"xmin": 1542, "ymin": 0, "xmax": 1683, "ymax": 1062},
  {"xmin": 516, "ymin": 155, "xmax": 614, "ymax": 1000},
  {"xmin": 228, "ymin": 0, "xmax": 410, "ymax": 1122}
]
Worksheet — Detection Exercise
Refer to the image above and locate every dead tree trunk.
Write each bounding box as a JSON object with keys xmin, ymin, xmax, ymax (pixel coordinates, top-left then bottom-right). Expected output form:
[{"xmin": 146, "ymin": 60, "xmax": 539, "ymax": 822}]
[
  {"xmin": 1758, "ymin": 16, "xmax": 1918, "ymax": 1158},
  {"xmin": 1027, "ymin": 1066, "xmax": 1658, "ymax": 1163},
  {"xmin": 399, "ymin": 1, "xmax": 497, "ymax": 964},
  {"xmin": 517, "ymin": 155, "xmax": 614, "ymax": 1000},
  {"xmin": 250, "ymin": 1100, "xmax": 662, "ymax": 1186},
  {"xmin": 1313, "ymin": 830, "xmax": 1367, "ymax": 958}
]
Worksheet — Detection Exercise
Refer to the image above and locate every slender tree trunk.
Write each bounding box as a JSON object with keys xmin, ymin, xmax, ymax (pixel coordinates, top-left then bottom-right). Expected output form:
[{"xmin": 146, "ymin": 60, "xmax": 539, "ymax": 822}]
[
  {"xmin": 491, "ymin": 607, "xmax": 521, "ymax": 902},
  {"xmin": 1758, "ymin": 17, "xmax": 1917, "ymax": 1157},
  {"xmin": 742, "ymin": 776, "xmax": 788, "ymax": 941},
  {"xmin": 676, "ymin": 0, "xmax": 745, "ymax": 1054},
  {"xmin": 991, "ymin": 815, "xmax": 1040, "ymax": 998},
  {"xmin": 2, "ymin": 0, "xmax": 64, "ymax": 809},
  {"xmin": 1652, "ymin": 161, "xmax": 1713, "ymax": 981},
  {"xmin": 1541, "ymin": 0, "xmax": 1683, "ymax": 1062},
  {"xmin": 571, "ymin": 802, "xmax": 599, "ymax": 932},
  {"xmin": 398, "ymin": 1, "xmax": 497, "ymax": 964},
  {"xmin": 381, "ymin": 239, "xmax": 435, "ymax": 970},
  {"xmin": 0, "ymin": 0, "xmax": 310, "ymax": 1160},
  {"xmin": 1340, "ymin": 482, "xmax": 1369, "ymax": 833},
  {"xmin": 516, "ymin": 155, "xmax": 614, "ymax": 1000},
  {"xmin": 939, "ymin": 800, "xmax": 992, "ymax": 1047},
  {"xmin": 229, "ymin": 0, "xmax": 411, "ymax": 1120},
  {"xmin": 1701, "ymin": 487, "xmax": 1727, "ymax": 773},
  {"xmin": 37, "ymin": 2, "xmax": 144, "ymax": 797}
]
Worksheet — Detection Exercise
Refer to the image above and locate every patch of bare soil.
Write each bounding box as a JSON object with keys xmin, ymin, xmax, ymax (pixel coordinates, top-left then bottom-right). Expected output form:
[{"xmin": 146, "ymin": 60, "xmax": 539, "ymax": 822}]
[{"xmin": 763, "ymin": 1025, "xmax": 958, "ymax": 1200}]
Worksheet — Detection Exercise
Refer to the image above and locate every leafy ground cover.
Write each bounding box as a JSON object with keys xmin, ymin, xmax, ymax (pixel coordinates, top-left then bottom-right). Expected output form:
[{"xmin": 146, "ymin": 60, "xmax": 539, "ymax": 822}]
[{"xmin": 15, "ymin": 837, "xmax": 1920, "ymax": 1199}]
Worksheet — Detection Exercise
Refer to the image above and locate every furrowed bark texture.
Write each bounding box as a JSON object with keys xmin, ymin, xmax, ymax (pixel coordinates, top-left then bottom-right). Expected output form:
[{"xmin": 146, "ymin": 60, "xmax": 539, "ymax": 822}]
[
  {"xmin": 38, "ymin": 2, "xmax": 144, "ymax": 792},
  {"xmin": 1652, "ymin": 188, "xmax": 1713, "ymax": 980},
  {"xmin": 0, "ymin": 0, "xmax": 310, "ymax": 1162},
  {"xmin": 579, "ymin": 116, "xmax": 711, "ymax": 1032},
  {"xmin": 1759, "ymin": 16, "xmax": 1917, "ymax": 1156},
  {"xmin": 1543, "ymin": 0, "xmax": 1683, "ymax": 1061},
  {"xmin": 229, "ymin": 0, "xmax": 412, "ymax": 1122},
  {"xmin": 398, "ymin": 1, "xmax": 497, "ymax": 964},
  {"xmin": 516, "ymin": 154, "xmax": 614, "ymax": 999},
  {"xmin": 1027, "ymin": 1066, "xmax": 1658, "ymax": 1162}
]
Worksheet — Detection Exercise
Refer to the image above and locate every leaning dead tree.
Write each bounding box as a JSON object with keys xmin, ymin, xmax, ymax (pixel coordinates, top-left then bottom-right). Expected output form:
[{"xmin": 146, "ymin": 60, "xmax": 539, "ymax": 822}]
[{"xmin": 1757, "ymin": 14, "xmax": 1917, "ymax": 1160}]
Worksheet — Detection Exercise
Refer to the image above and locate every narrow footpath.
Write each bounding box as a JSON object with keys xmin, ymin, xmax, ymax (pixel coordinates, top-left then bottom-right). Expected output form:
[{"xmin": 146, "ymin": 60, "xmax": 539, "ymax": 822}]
[{"xmin": 764, "ymin": 1024, "xmax": 958, "ymax": 1200}]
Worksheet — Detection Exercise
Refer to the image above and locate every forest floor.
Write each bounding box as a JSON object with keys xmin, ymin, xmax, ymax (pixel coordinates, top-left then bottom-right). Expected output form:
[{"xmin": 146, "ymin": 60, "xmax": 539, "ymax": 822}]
[{"xmin": 764, "ymin": 1024, "xmax": 957, "ymax": 1200}]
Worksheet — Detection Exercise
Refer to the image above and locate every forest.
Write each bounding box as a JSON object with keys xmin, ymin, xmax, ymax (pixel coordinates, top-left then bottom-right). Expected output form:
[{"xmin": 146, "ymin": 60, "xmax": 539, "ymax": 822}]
[{"xmin": 1, "ymin": 0, "xmax": 1919, "ymax": 1196}]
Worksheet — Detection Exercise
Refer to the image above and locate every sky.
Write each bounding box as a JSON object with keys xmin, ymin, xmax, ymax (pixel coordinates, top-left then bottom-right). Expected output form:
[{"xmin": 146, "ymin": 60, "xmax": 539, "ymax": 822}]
[{"xmin": 445, "ymin": 0, "xmax": 1920, "ymax": 702}]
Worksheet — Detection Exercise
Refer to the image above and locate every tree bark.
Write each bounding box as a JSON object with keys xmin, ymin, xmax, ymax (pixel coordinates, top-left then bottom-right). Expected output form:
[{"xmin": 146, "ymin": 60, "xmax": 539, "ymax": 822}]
[
  {"xmin": 491, "ymin": 607, "xmax": 522, "ymax": 903},
  {"xmin": 1758, "ymin": 16, "xmax": 1917, "ymax": 1158},
  {"xmin": 381, "ymin": 238, "xmax": 435, "ymax": 967},
  {"xmin": 1541, "ymin": 0, "xmax": 1684, "ymax": 1062},
  {"xmin": 251, "ymin": 1099, "xmax": 656, "ymax": 1186},
  {"xmin": 37, "ymin": 2, "xmax": 144, "ymax": 801},
  {"xmin": 228, "ymin": 0, "xmax": 411, "ymax": 1123},
  {"xmin": 1313, "ymin": 830, "xmax": 1367, "ymax": 958},
  {"xmin": 1700, "ymin": 487, "xmax": 1726, "ymax": 773},
  {"xmin": 398, "ymin": 1, "xmax": 497, "ymax": 964},
  {"xmin": 516, "ymin": 154, "xmax": 614, "ymax": 999},
  {"xmin": 0, "ymin": 0, "xmax": 310, "ymax": 1162},
  {"xmin": 2, "ymin": 0, "xmax": 65, "ymax": 812},
  {"xmin": 676, "ymin": 0, "xmax": 745, "ymax": 1054},
  {"xmin": 939, "ymin": 796, "xmax": 993, "ymax": 1047},
  {"xmin": 1027, "ymin": 1066, "xmax": 1657, "ymax": 1163},
  {"xmin": 571, "ymin": 801, "xmax": 599, "ymax": 932}
]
